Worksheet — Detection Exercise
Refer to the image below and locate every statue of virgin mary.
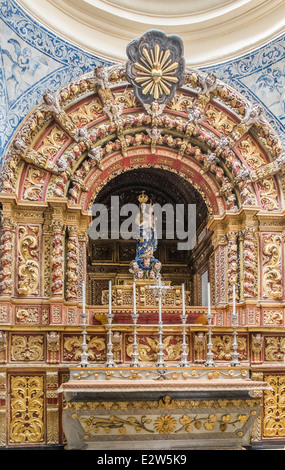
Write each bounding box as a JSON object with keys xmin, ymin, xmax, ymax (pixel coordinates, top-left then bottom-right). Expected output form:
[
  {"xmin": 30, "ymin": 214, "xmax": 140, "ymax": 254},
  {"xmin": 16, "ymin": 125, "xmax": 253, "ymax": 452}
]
[{"xmin": 135, "ymin": 191, "xmax": 157, "ymax": 260}]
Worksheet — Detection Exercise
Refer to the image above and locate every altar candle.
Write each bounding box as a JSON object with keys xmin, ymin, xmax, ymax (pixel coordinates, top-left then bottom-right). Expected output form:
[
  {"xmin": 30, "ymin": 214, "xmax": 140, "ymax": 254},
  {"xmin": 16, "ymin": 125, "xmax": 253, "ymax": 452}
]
[
  {"xmin": 109, "ymin": 280, "xmax": 112, "ymax": 314},
  {"xmin": 82, "ymin": 281, "xmax": 86, "ymax": 314},
  {"xmin": 182, "ymin": 283, "xmax": 185, "ymax": 315},
  {"xmin": 233, "ymin": 283, "xmax": 236, "ymax": 315},
  {"xmin": 208, "ymin": 282, "xmax": 211, "ymax": 315},
  {"xmin": 133, "ymin": 282, "xmax": 136, "ymax": 315}
]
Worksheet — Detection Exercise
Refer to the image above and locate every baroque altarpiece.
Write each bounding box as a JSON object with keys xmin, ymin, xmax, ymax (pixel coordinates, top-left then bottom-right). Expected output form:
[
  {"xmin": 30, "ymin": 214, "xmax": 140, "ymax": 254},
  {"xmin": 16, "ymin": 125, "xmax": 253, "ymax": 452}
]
[{"xmin": 0, "ymin": 30, "xmax": 284, "ymax": 448}]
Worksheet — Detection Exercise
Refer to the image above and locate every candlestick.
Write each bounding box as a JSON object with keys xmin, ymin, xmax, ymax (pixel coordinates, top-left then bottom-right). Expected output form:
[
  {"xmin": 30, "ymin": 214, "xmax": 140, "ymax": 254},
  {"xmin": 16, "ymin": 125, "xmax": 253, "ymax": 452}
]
[
  {"xmin": 79, "ymin": 280, "xmax": 89, "ymax": 367},
  {"xmin": 156, "ymin": 295, "xmax": 165, "ymax": 367},
  {"xmin": 231, "ymin": 283, "xmax": 240, "ymax": 366},
  {"xmin": 182, "ymin": 283, "xmax": 186, "ymax": 316},
  {"xmin": 105, "ymin": 280, "xmax": 115, "ymax": 367},
  {"xmin": 109, "ymin": 280, "xmax": 112, "ymax": 315},
  {"xmin": 205, "ymin": 282, "xmax": 215, "ymax": 367},
  {"xmin": 179, "ymin": 283, "xmax": 189, "ymax": 367},
  {"xmin": 131, "ymin": 282, "xmax": 140, "ymax": 366},
  {"xmin": 82, "ymin": 280, "xmax": 86, "ymax": 313},
  {"xmin": 233, "ymin": 283, "xmax": 235, "ymax": 315},
  {"xmin": 133, "ymin": 282, "xmax": 136, "ymax": 315},
  {"xmin": 208, "ymin": 282, "xmax": 211, "ymax": 316}
]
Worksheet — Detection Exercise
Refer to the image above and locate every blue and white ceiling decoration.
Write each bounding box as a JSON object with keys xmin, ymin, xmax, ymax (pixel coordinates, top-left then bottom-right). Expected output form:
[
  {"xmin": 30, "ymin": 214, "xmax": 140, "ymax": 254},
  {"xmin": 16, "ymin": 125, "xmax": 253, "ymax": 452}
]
[{"xmin": 0, "ymin": 0, "xmax": 284, "ymax": 160}]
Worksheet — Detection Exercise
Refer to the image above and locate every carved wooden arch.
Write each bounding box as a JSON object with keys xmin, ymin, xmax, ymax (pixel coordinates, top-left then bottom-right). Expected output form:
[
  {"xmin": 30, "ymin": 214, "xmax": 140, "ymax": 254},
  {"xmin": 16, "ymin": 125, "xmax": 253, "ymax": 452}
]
[
  {"xmin": 1, "ymin": 64, "xmax": 284, "ymax": 217},
  {"xmin": 78, "ymin": 147, "xmax": 224, "ymax": 215}
]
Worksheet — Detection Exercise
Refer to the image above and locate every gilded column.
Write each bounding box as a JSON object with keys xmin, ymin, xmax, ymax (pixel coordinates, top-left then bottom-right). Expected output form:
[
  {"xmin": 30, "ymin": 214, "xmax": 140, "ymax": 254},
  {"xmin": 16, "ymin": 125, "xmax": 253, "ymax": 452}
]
[
  {"xmin": 0, "ymin": 217, "xmax": 16, "ymax": 297},
  {"xmin": 212, "ymin": 234, "xmax": 227, "ymax": 306},
  {"xmin": 227, "ymin": 230, "xmax": 238, "ymax": 302},
  {"xmin": 243, "ymin": 226, "xmax": 258, "ymax": 300},
  {"xmin": 77, "ymin": 230, "xmax": 88, "ymax": 302},
  {"xmin": 51, "ymin": 220, "xmax": 65, "ymax": 298},
  {"xmin": 66, "ymin": 226, "xmax": 79, "ymax": 301},
  {"xmin": 42, "ymin": 210, "xmax": 53, "ymax": 299},
  {"xmin": 238, "ymin": 229, "xmax": 245, "ymax": 301}
]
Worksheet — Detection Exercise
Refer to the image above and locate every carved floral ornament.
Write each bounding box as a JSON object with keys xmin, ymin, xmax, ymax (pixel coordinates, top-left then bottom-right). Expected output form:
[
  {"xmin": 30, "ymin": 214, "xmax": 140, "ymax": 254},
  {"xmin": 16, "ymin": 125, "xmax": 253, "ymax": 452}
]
[
  {"xmin": 0, "ymin": 30, "xmax": 284, "ymax": 216},
  {"xmin": 126, "ymin": 30, "xmax": 185, "ymax": 105}
]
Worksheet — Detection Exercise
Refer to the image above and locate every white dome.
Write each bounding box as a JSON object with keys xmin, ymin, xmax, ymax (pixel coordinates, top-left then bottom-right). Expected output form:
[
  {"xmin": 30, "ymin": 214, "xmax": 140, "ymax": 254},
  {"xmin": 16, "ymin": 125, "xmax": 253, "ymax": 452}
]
[{"xmin": 18, "ymin": 0, "xmax": 285, "ymax": 65}]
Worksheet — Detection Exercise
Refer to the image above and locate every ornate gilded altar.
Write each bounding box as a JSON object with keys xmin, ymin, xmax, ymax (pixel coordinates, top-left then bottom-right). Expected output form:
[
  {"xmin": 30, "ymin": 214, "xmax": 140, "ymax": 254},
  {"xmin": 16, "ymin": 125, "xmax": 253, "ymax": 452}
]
[{"xmin": 0, "ymin": 30, "xmax": 285, "ymax": 449}]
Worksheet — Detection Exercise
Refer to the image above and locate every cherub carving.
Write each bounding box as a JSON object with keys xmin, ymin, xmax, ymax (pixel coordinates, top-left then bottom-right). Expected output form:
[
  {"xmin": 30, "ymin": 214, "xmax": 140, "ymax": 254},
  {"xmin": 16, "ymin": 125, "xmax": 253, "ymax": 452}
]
[
  {"xmin": 199, "ymin": 72, "xmax": 218, "ymax": 96},
  {"xmin": 144, "ymin": 100, "xmax": 165, "ymax": 116},
  {"xmin": 103, "ymin": 100, "xmax": 124, "ymax": 123},
  {"xmin": 54, "ymin": 155, "xmax": 69, "ymax": 173},
  {"xmin": 88, "ymin": 147, "xmax": 102, "ymax": 170},
  {"xmin": 187, "ymin": 107, "xmax": 204, "ymax": 125},
  {"xmin": 146, "ymin": 127, "xmax": 162, "ymax": 141},
  {"xmin": 42, "ymin": 91, "xmax": 62, "ymax": 115},
  {"xmin": 13, "ymin": 138, "xmax": 26, "ymax": 154},
  {"xmin": 91, "ymin": 65, "xmax": 109, "ymax": 90},
  {"xmin": 241, "ymin": 103, "xmax": 265, "ymax": 127},
  {"xmin": 76, "ymin": 127, "xmax": 89, "ymax": 142}
]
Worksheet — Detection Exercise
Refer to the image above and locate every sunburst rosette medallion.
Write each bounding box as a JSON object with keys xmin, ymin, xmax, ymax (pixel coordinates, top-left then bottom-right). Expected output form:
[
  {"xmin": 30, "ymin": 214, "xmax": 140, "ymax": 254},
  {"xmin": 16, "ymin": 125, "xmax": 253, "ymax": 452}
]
[{"xmin": 126, "ymin": 30, "xmax": 185, "ymax": 107}]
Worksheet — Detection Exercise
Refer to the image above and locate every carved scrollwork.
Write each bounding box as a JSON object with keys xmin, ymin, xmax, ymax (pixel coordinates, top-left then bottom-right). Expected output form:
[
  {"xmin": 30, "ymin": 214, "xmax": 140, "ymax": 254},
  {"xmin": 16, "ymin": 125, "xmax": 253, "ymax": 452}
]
[
  {"xmin": 10, "ymin": 375, "xmax": 44, "ymax": 443},
  {"xmin": 126, "ymin": 335, "xmax": 189, "ymax": 362},
  {"xmin": 22, "ymin": 167, "xmax": 47, "ymax": 201},
  {"xmin": 262, "ymin": 234, "xmax": 282, "ymax": 300},
  {"xmin": 17, "ymin": 226, "xmax": 40, "ymax": 296},
  {"xmin": 264, "ymin": 375, "xmax": 285, "ymax": 438},
  {"xmin": 257, "ymin": 178, "xmax": 279, "ymax": 211},
  {"xmin": 11, "ymin": 334, "xmax": 44, "ymax": 362}
]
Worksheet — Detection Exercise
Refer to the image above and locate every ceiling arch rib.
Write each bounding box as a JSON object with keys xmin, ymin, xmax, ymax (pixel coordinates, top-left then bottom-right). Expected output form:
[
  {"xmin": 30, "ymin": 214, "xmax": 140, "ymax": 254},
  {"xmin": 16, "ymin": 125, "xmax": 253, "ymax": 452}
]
[{"xmin": 1, "ymin": 62, "xmax": 284, "ymax": 218}]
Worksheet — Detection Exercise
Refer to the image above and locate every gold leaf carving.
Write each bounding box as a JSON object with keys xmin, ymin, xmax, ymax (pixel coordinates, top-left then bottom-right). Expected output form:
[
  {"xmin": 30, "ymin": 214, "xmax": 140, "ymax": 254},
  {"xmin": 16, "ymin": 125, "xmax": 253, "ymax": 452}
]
[
  {"xmin": 206, "ymin": 105, "xmax": 236, "ymax": 134},
  {"xmin": 68, "ymin": 98, "xmax": 103, "ymax": 126},
  {"xmin": 257, "ymin": 178, "xmax": 279, "ymax": 211},
  {"xmin": 79, "ymin": 410, "xmax": 250, "ymax": 437},
  {"xmin": 11, "ymin": 335, "xmax": 44, "ymax": 362},
  {"xmin": 212, "ymin": 335, "xmax": 247, "ymax": 361},
  {"xmin": 36, "ymin": 126, "xmax": 69, "ymax": 160},
  {"xmin": 237, "ymin": 136, "xmax": 267, "ymax": 169},
  {"xmin": 22, "ymin": 167, "xmax": 47, "ymax": 201},
  {"xmin": 265, "ymin": 337, "xmax": 285, "ymax": 361},
  {"xmin": 127, "ymin": 335, "xmax": 188, "ymax": 362},
  {"xmin": 262, "ymin": 234, "xmax": 282, "ymax": 300},
  {"xmin": 10, "ymin": 376, "xmax": 44, "ymax": 443},
  {"xmin": 264, "ymin": 375, "xmax": 285, "ymax": 437},
  {"xmin": 17, "ymin": 226, "xmax": 40, "ymax": 296},
  {"xmin": 63, "ymin": 335, "xmax": 106, "ymax": 361}
]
